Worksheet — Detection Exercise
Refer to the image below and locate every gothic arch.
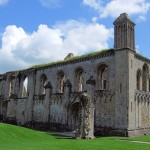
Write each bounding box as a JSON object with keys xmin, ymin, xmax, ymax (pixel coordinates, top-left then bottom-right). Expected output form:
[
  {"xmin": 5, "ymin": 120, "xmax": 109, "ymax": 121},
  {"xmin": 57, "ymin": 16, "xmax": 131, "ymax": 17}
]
[
  {"xmin": 136, "ymin": 69, "xmax": 142, "ymax": 90},
  {"xmin": 97, "ymin": 63, "xmax": 109, "ymax": 90},
  {"xmin": 142, "ymin": 64, "xmax": 149, "ymax": 91},
  {"xmin": 39, "ymin": 74, "xmax": 47, "ymax": 95},
  {"xmin": 75, "ymin": 67, "xmax": 84, "ymax": 92},
  {"xmin": 70, "ymin": 102, "xmax": 81, "ymax": 130},
  {"xmin": 8, "ymin": 75, "xmax": 15, "ymax": 97},
  {"xmin": 21, "ymin": 75, "xmax": 28, "ymax": 97},
  {"xmin": 57, "ymin": 70, "xmax": 65, "ymax": 93}
]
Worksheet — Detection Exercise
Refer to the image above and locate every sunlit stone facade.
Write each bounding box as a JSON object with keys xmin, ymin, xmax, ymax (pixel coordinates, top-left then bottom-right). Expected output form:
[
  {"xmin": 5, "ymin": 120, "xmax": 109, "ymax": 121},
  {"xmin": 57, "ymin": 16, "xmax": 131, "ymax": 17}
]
[{"xmin": 0, "ymin": 13, "xmax": 150, "ymax": 138}]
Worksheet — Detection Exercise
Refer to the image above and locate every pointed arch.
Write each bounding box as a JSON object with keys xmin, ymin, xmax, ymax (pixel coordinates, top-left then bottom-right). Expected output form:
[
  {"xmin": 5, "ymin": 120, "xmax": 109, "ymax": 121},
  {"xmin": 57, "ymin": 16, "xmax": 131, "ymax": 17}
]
[
  {"xmin": 21, "ymin": 75, "xmax": 28, "ymax": 97},
  {"xmin": 39, "ymin": 74, "xmax": 47, "ymax": 95},
  {"xmin": 8, "ymin": 76, "xmax": 15, "ymax": 97},
  {"xmin": 57, "ymin": 71, "xmax": 65, "ymax": 93},
  {"xmin": 136, "ymin": 69, "xmax": 142, "ymax": 90},
  {"xmin": 97, "ymin": 63, "xmax": 109, "ymax": 90},
  {"xmin": 75, "ymin": 67, "xmax": 84, "ymax": 92},
  {"xmin": 142, "ymin": 64, "xmax": 149, "ymax": 91}
]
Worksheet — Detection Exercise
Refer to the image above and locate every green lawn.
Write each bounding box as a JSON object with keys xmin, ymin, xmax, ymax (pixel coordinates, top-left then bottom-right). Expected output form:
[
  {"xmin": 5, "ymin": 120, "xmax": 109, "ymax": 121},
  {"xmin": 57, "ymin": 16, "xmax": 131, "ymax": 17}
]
[{"xmin": 0, "ymin": 123, "xmax": 150, "ymax": 150}]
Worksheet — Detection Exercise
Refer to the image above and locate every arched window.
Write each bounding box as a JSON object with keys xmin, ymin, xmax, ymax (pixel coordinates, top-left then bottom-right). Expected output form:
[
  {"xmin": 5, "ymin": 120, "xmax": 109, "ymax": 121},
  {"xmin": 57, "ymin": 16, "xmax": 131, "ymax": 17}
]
[
  {"xmin": 22, "ymin": 76, "xmax": 28, "ymax": 97},
  {"xmin": 136, "ymin": 70, "xmax": 141, "ymax": 90},
  {"xmin": 97, "ymin": 64, "xmax": 109, "ymax": 90},
  {"xmin": 57, "ymin": 71, "xmax": 65, "ymax": 93},
  {"xmin": 39, "ymin": 74, "xmax": 47, "ymax": 95},
  {"xmin": 9, "ymin": 76, "xmax": 14, "ymax": 97},
  {"xmin": 75, "ymin": 67, "xmax": 84, "ymax": 92},
  {"xmin": 142, "ymin": 64, "xmax": 149, "ymax": 91}
]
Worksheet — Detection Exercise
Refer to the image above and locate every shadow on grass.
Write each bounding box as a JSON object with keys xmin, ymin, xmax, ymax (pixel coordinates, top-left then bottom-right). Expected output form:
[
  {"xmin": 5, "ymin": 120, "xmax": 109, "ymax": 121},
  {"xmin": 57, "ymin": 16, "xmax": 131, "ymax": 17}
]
[
  {"xmin": 46, "ymin": 132, "xmax": 119, "ymax": 140},
  {"xmin": 47, "ymin": 133, "xmax": 74, "ymax": 139}
]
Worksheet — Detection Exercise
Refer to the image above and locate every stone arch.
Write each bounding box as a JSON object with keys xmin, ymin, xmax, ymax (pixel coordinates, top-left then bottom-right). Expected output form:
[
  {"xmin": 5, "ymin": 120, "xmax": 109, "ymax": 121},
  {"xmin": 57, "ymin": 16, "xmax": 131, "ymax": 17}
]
[
  {"xmin": 8, "ymin": 75, "xmax": 15, "ymax": 97},
  {"xmin": 57, "ymin": 70, "xmax": 65, "ymax": 93},
  {"xmin": 70, "ymin": 102, "xmax": 81, "ymax": 131},
  {"xmin": 39, "ymin": 74, "xmax": 47, "ymax": 95},
  {"xmin": 142, "ymin": 64, "xmax": 149, "ymax": 91},
  {"xmin": 75, "ymin": 67, "xmax": 84, "ymax": 92},
  {"xmin": 21, "ymin": 75, "xmax": 28, "ymax": 97},
  {"xmin": 97, "ymin": 63, "xmax": 109, "ymax": 90},
  {"xmin": 136, "ymin": 69, "xmax": 142, "ymax": 90}
]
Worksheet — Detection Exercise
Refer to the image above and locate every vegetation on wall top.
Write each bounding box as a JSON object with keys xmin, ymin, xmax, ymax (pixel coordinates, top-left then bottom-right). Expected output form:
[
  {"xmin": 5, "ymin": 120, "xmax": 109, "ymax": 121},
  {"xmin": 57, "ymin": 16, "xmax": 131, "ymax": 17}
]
[{"xmin": 28, "ymin": 48, "xmax": 114, "ymax": 69}]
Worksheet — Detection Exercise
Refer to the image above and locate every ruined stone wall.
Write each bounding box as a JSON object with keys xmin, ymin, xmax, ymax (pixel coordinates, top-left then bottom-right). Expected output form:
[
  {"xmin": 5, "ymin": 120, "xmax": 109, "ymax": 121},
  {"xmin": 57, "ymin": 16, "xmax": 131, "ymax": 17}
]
[
  {"xmin": 1, "ymin": 48, "xmax": 150, "ymax": 136},
  {"xmin": 16, "ymin": 99, "xmax": 27, "ymax": 125},
  {"xmin": 0, "ymin": 51, "xmax": 117, "ymax": 132},
  {"xmin": 94, "ymin": 90, "xmax": 115, "ymax": 130},
  {"xmin": 128, "ymin": 51, "xmax": 150, "ymax": 136}
]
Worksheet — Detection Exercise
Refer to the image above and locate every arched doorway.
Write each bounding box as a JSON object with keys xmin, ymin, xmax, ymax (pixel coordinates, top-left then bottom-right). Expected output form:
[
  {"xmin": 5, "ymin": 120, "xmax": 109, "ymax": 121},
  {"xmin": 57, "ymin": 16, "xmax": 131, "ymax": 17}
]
[{"xmin": 70, "ymin": 102, "xmax": 81, "ymax": 131}]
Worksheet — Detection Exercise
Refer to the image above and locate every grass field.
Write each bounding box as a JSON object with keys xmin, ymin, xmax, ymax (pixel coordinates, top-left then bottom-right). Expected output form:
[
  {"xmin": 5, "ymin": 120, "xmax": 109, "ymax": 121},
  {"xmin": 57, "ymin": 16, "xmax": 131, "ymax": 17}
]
[{"xmin": 0, "ymin": 123, "xmax": 150, "ymax": 150}]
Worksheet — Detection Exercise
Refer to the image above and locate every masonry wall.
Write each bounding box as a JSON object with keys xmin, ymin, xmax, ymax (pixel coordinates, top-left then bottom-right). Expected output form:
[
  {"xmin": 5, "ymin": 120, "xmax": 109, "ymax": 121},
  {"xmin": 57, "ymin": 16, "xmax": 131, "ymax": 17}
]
[
  {"xmin": 128, "ymin": 51, "xmax": 150, "ymax": 136},
  {"xmin": 0, "ymin": 49, "xmax": 150, "ymax": 136},
  {"xmin": 0, "ymin": 51, "xmax": 118, "ymax": 132}
]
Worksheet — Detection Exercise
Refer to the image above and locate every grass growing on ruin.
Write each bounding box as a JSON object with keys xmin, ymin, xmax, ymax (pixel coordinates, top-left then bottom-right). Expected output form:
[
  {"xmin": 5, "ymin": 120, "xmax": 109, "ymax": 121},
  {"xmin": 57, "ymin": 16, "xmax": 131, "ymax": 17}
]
[
  {"xmin": 0, "ymin": 123, "xmax": 150, "ymax": 150},
  {"xmin": 29, "ymin": 49, "xmax": 113, "ymax": 69}
]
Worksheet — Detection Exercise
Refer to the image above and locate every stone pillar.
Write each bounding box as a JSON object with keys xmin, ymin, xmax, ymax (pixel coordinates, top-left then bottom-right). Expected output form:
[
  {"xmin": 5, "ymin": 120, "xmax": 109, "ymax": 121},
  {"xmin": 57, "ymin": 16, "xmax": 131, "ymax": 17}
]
[
  {"xmin": 135, "ymin": 96, "xmax": 138, "ymax": 128},
  {"xmin": 76, "ymin": 76, "xmax": 95, "ymax": 139},
  {"xmin": 25, "ymin": 69, "xmax": 36, "ymax": 124},
  {"xmin": 147, "ymin": 79, "xmax": 149, "ymax": 92},
  {"xmin": 139, "ymin": 98, "xmax": 142, "ymax": 128},
  {"xmin": 63, "ymin": 80, "xmax": 72, "ymax": 124},
  {"xmin": 43, "ymin": 82, "xmax": 51, "ymax": 123}
]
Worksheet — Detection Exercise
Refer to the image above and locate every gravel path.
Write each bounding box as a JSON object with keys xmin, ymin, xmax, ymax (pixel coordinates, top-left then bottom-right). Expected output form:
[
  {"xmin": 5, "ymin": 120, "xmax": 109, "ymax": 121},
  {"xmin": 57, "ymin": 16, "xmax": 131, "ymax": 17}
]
[{"xmin": 116, "ymin": 139, "xmax": 150, "ymax": 145}]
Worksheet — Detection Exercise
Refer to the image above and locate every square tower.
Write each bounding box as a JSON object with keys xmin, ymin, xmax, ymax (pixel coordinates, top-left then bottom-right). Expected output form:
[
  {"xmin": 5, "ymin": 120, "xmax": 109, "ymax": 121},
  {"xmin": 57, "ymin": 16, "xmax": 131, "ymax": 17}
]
[{"xmin": 114, "ymin": 13, "xmax": 135, "ymax": 50}]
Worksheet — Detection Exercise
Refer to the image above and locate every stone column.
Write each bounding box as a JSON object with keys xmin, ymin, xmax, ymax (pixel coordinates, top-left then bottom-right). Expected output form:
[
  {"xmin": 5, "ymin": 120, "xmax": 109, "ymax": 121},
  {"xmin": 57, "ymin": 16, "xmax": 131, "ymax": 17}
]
[
  {"xmin": 139, "ymin": 98, "xmax": 142, "ymax": 128},
  {"xmin": 135, "ymin": 95, "xmax": 138, "ymax": 128},
  {"xmin": 63, "ymin": 80, "xmax": 72, "ymax": 124},
  {"xmin": 43, "ymin": 82, "xmax": 51, "ymax": 123},
  {"xmin": 76, "ymin": 76, "xmax": 95, "ymax": 139},
  {"xmin": 24, "ymin": 69, "xmax": 36, "ymax": 124}
]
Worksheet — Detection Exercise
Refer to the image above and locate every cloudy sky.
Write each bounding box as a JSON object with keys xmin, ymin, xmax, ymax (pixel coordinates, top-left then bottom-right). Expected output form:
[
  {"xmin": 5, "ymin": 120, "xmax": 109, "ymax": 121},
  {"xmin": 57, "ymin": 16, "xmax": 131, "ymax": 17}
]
[{"xmin": 0, "ymin": 0, "xmax": 150, "ymax": 73}]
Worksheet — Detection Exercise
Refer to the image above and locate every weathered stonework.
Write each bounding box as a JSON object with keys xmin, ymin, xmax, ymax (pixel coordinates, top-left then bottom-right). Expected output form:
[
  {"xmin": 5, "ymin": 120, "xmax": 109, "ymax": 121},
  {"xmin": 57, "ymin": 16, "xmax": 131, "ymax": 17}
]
[{"xmin": 0, "ymin": 13, "xmax": 150, "ymax": 138}]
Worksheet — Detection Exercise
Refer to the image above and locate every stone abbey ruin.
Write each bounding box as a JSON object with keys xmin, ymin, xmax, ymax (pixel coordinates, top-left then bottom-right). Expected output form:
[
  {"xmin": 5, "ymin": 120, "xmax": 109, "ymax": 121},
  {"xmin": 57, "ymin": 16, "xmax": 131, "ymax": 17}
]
[{"xmin": 0, "ymin": 13, "xmax": 150, "ymax": 139}]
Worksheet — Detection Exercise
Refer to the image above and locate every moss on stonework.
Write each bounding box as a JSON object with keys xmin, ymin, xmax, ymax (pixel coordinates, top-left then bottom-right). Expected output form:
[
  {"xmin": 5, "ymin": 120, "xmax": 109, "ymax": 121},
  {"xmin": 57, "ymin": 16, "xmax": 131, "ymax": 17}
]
[{"xmin": 29, "ymin": 48, "xmax": 114, "ymax": 69}]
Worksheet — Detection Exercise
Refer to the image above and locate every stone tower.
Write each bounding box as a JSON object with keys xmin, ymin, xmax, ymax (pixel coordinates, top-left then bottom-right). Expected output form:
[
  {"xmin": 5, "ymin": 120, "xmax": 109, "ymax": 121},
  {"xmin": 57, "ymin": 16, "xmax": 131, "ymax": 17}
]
[{"xmin": 113, "ymin": 13, "xmax": 135, "ymax": 50}]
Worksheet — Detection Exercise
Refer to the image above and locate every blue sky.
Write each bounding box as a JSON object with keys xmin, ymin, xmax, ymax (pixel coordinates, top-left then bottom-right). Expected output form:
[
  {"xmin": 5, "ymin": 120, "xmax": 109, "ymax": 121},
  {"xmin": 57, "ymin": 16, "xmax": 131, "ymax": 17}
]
[{"xmin": 0, "ymin": 0, "xmax": 150, "ymax": 73}]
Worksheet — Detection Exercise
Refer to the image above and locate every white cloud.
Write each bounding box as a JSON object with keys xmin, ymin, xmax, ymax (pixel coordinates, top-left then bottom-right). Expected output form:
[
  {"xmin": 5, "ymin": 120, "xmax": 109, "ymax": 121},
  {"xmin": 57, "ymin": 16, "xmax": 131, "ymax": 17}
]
[
  {"xmin": 83, "ymin": 0, "xmax": 102, "ymax": 10},
  {"xmin": 0, "ymin": 21, "xmax": 113, "ymax": 73},
  {"xmin": 83, "ymin": 0, "xmax": 150, "ymax": 19},
  {"xmin": 0, "ymin": 0, "xmax": 10, "ymax": 5},
  {"xmin": 39, "ymin": 0, "xmax": 62, "ymax": 8}
]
